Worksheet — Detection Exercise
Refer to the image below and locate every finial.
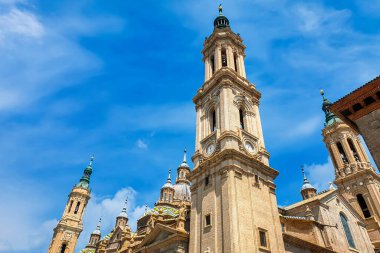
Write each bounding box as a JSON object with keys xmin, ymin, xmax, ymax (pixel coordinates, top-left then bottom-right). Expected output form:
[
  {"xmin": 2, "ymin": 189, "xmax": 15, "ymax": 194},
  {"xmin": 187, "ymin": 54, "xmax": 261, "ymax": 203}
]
[
  {"xmin": 183, "ymin": 148, "xmax": 187, "ymax": 163},
  {"xmin": 97, "ymin": 217, "xmax": 102, "ymax": 229},
  {"xmin": 301, "ymin": 165, "xmax": 307, "ymax": 181},
  {"xmin": 144, "ymin": 205, "xmax": 148, "ymax": 213},
  {"xmin": 166, "ymin": 168, "xmax": 172, "ymax": 184},
  {"xmin": 218, "ymin": 4, "xmax": 223, "ymax": 14},
  {"xmin": 320, "ymin": 89, "xmax": 327, "ymax": 101},
  {"xmin": 89, "ymin": 154, "xmax": 94, "ymax": 166}
]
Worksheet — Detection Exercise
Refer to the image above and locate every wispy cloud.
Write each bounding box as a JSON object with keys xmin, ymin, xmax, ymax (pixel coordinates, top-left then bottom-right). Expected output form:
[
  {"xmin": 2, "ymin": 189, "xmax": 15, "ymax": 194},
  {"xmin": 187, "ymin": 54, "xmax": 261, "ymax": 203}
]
[
  {"xmin": 136, "ymin": 139, "xmax": 148, "ymax": 149},
  {"xmin": 77, "ymin": 188, "xmax": 147, "ymax": 252},
  {"xmin": 304, "ymin": 157, "xmax": 335, "ymax": 191}
]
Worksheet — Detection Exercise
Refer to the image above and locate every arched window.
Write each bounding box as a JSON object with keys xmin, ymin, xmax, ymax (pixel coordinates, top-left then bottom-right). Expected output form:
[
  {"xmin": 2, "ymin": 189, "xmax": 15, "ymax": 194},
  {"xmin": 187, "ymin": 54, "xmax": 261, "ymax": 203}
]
[
  {"xmin": 210, "ymin": 55, "xmax": 215, "ymax": 74},
  {"xmin": 357, "ymin": 194, "xmax": 371, "ymax": 218},
  {"xmin": 68, "ymin": 200, "xmax": 73, "ymax": 213},
  {"xmin": 74, "ymin": 201, "xmax": 80, "ymax": 214},
  {"xmin": 233, "ymin": 53, "xmax": 238, "ymax": 72},
  {"xmin": 336, "ymin": 142, "xmax": 348, "ymax": 164},
  {"xmin": 239, "ymin": 109, "xmax": 245, "ymax": 130},
  {"xmin": 348, "ymin": 139, "xmax": 360, "ymax": 162},
  {"xmin": 221, "ymin": 48, "xmax": 227, "ymax": 67},
  {"xmin": 211, "ymin": 110, "xmax": 216, "ymax": 132},
  {"xmin": 181, "ymin": 171, "xmax": 184, "ymax": 178},
  {"xmin": 340, "ymin": 213, "xmax": 356, "ymax": 248},
  {"xmin": 60, "ymin": 243, "xmax": 67, "ymax": 253},
  {"xmin": 164, "ymin": 193, "xmax": 167, "ymax": 202}
]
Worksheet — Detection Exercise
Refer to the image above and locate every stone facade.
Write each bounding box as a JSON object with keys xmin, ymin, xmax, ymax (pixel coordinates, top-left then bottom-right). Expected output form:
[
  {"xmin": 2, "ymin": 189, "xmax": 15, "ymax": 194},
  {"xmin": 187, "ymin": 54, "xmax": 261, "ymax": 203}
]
[{"xmin": 47, "ymin": 6, "xmax": 379, "ymax": 253}]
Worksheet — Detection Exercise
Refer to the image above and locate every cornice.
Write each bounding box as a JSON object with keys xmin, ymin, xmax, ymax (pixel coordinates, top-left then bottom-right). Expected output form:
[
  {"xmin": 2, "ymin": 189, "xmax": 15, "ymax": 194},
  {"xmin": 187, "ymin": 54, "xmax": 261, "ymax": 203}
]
[
  {"xmin": 193, "ymin": 68, "xmax": 260, "ymax": 104},
  {"xmin": 190, "ymin": 148, "xmax": 279, "ymax": 180},
  {"xmin": 202, "ymin": 29, "xmax": 245, "ymax": 56}
]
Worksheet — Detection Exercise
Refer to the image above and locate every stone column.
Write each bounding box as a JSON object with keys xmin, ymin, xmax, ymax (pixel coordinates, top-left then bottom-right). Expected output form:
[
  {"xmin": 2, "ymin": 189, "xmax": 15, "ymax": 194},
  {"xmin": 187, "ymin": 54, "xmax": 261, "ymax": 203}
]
[
  {"xmin": 239, "ymin": 55, "xmax": 246, "ymax": 78},
  {"xmin": 342, "ymin": 138, "xmax": 355, "ymax": 164},
  {"xmin": 227, "ymin": 45, "xmax": 235, "ymax": 70},
  {"xmin": 204, "ymin": 57, "xmax": 210, "ymax": 81},
  {"xmin": 331, "ymin": 143, "xmax": 344, "ymax": 169},
  {"xmin": 355, "ymin": 138, "xmax": 370, "ymax": 163},
  {"xmin": 195, "ymin": 106, "xmax": 200, "ymax": 150},
  {"xmin": 214, "ymin": 46, "xmax": 221, "ymax": 71},
  {"xmin": 253, "ymin": 103, "xmax": 265, "ymax": 148}
]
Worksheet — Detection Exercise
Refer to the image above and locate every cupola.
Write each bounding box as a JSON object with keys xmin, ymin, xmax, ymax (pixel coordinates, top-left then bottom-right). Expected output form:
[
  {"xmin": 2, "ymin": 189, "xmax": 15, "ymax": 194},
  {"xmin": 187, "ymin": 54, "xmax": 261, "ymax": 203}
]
[
  {"xmin": 300, "ymin": 166, "xmax": 317, "ymax": 200},
  {"xmin": 214, "ymin": 4, "xmax": 230, "ymax": 29}
]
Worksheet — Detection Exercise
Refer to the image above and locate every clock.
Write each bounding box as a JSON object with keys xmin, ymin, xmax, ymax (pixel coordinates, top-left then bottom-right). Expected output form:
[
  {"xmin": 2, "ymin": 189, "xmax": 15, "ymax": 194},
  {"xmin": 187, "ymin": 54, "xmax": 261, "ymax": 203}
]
[
  {"xmin": 244, "ymin": 142, "xmax": 255, "ymax": 153},
  {"xmin": 206, "ymin": 143, "xmax": 215, "ymax": 155}
]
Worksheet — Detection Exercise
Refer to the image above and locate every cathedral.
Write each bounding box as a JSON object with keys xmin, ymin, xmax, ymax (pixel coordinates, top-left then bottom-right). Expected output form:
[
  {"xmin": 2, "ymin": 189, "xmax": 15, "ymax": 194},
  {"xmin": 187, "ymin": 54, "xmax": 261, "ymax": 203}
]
[{"xmin": 47, "ymin": 6, "xmax": 380, "ymax": 253}]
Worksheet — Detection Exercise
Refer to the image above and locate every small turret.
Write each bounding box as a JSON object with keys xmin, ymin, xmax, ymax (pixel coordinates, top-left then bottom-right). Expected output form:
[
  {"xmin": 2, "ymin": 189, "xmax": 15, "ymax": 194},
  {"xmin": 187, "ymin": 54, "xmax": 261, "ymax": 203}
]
[
  {"xmin": 159, "ymin": 168, "xmax": 175, "ymax": 204},
  {"xmin": 300, "ymin": 166, "xmax": 317, "ymax": 200},
  {"xmin": 116, "ymin": 199, "xmax": 128, "ymax": 228},
  {"xmin": 75, "ymin": 155, "xmax": 94, "ymax": 190},
  {"xmin": 173, "ymin": 149, "xmax": 191, "ymax": 202},
  {"xmin": 87, "ymin": 218, "xmax": 101, "ymax": 248}
]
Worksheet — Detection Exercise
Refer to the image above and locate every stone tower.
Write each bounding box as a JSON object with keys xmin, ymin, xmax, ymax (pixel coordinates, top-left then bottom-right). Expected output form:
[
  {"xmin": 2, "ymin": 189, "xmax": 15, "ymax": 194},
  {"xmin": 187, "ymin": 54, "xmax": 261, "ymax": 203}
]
[
  {"xmin": 189, "ymin": 5, "xmax": 285, "ymax": 253},
  {"xmin": 47, "ymin": 156, "xmax": 93, "ymax": 253},
  {"xmin": 321, "ymin": 90, "xmax": 380, "ymax": 250}
]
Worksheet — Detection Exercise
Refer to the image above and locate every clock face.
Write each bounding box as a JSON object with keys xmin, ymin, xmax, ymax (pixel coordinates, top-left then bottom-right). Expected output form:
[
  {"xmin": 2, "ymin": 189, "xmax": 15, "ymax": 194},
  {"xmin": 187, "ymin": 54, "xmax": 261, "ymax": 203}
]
[
  {"xmin": 206, "ymin": 143, "xmax": 215, "ymax": 155},
  {"xmin": 244, "ymin": 142, "xmax": 255, "ymax": 153}
]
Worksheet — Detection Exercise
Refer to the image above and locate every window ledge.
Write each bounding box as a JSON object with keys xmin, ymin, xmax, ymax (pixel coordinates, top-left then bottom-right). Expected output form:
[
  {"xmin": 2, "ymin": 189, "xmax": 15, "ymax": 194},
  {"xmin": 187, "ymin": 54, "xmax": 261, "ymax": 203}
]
[{"xmin": 258, "ymin": 246, "xmax": 271, "ymax": 253}]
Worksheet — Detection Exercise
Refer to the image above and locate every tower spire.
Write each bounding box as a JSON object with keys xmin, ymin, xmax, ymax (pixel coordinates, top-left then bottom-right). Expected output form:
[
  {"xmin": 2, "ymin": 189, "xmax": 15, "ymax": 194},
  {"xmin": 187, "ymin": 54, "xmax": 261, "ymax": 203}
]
[
  {"xmin": 76, "ymin": 155, "xmax": 94, "ymax": 189},
  {"xmin": 300, "ymin": 165, "xmax": 317, "ymax": 200},
  {"xmin": 167, "ymin": 168, "xmax": 172, "ymax": 183},
  {"xmin": 183, "ymin": 148, "xmax": 187, "ymax": 163},
  {"xmin": 320, "ymin": 89, "xmax": 342, "ymax": 127},
  {"xmin": 92, "ymin": 217, "xmax": 101, "ymax": 235},
  {"xmin": 301, "ymin": 166, "xmax": 309, "ymax": 184}
]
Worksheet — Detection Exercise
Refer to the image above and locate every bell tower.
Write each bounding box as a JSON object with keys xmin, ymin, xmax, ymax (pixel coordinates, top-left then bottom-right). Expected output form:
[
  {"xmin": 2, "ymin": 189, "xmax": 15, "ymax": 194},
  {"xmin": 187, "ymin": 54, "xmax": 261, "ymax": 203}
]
[
  {"xmin": 48, "ymin": 156, "xmax": 93, "ymax": 253},
  {"xmin": 189, "ymin": 5, "xmax": 285, "ymax": 253},
  {"xmin": 321, "ymin": 90, "xmax": 380, "ymax": 250}
]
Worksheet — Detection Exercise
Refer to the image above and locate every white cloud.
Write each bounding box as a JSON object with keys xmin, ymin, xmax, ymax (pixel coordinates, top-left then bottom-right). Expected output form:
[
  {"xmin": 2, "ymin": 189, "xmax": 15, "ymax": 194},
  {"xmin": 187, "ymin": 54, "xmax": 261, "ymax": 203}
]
[
  {"xmin": 304, "ymin": 157, "xmax": 335, "ymax": 191},
  {"xmin": 0, "ymin": 1, "xmax": 124, "ymax": 113},
  {"xmin": 76, "ymin": 188, "xmax": 147, "ymax": 252},
  {"xmin": 136, "ymin": 139, "xmax": 148, "ymax": 149},
  {"xmin": 0, "ymin": 8, "xmax": 44, "ymax": 42},
  {"xmin": 284, "ymin": 115, "xmax": 321, "ymax": 138},
  {"xmin": 0, "ymin": 179, "xmax": 58, "ymax": 252}
]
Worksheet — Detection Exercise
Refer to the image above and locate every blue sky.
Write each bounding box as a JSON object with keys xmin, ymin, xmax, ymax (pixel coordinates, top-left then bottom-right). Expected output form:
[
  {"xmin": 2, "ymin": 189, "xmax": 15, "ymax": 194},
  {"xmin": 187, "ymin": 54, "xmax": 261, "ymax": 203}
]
[{"xmin": 0, "ymin": 0, "xmax": 379, "ymax": 252}]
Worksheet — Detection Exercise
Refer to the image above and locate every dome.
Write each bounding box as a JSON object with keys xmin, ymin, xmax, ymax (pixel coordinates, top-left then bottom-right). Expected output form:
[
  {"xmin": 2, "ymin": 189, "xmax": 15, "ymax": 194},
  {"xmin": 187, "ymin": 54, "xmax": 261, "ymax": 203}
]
[
  {"xmin": 162, "ymin": 181, "xmax": 174, "ymax": 189},
  {"xmin": 117, "ymin": 211, "xmax": 128, "ymax": 219},
  {"xmin": 214, "ymin": 4, "xmax": 229, "ymax": 29},
  {"xmin": 173, "ymin": 182, "xmax": 191, "ymax": 201},
  {"xmin": 179, "ymin": 161, "xmax": 190, "ymax": 169},
  {"xmin": 117, "ymin": 200, "xmax": 128, "ymax": 219},
  {"xmin": 92, "ymin": 228, "xmax": 101, "ymax": 235},
  {"xmin": 301, "ymin": 182, "xmax": 315, "ymax": 191},
  {"xmin": 162, "ymin": 168, "xmax": 174, "ymax": 189},
  {"xmin": 300, "ymin": 167, "xmax": 316, "ymax": 192},
  {"xmin": 178, "ymin": 149, "xmax": 190, "ymax": 169}
]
